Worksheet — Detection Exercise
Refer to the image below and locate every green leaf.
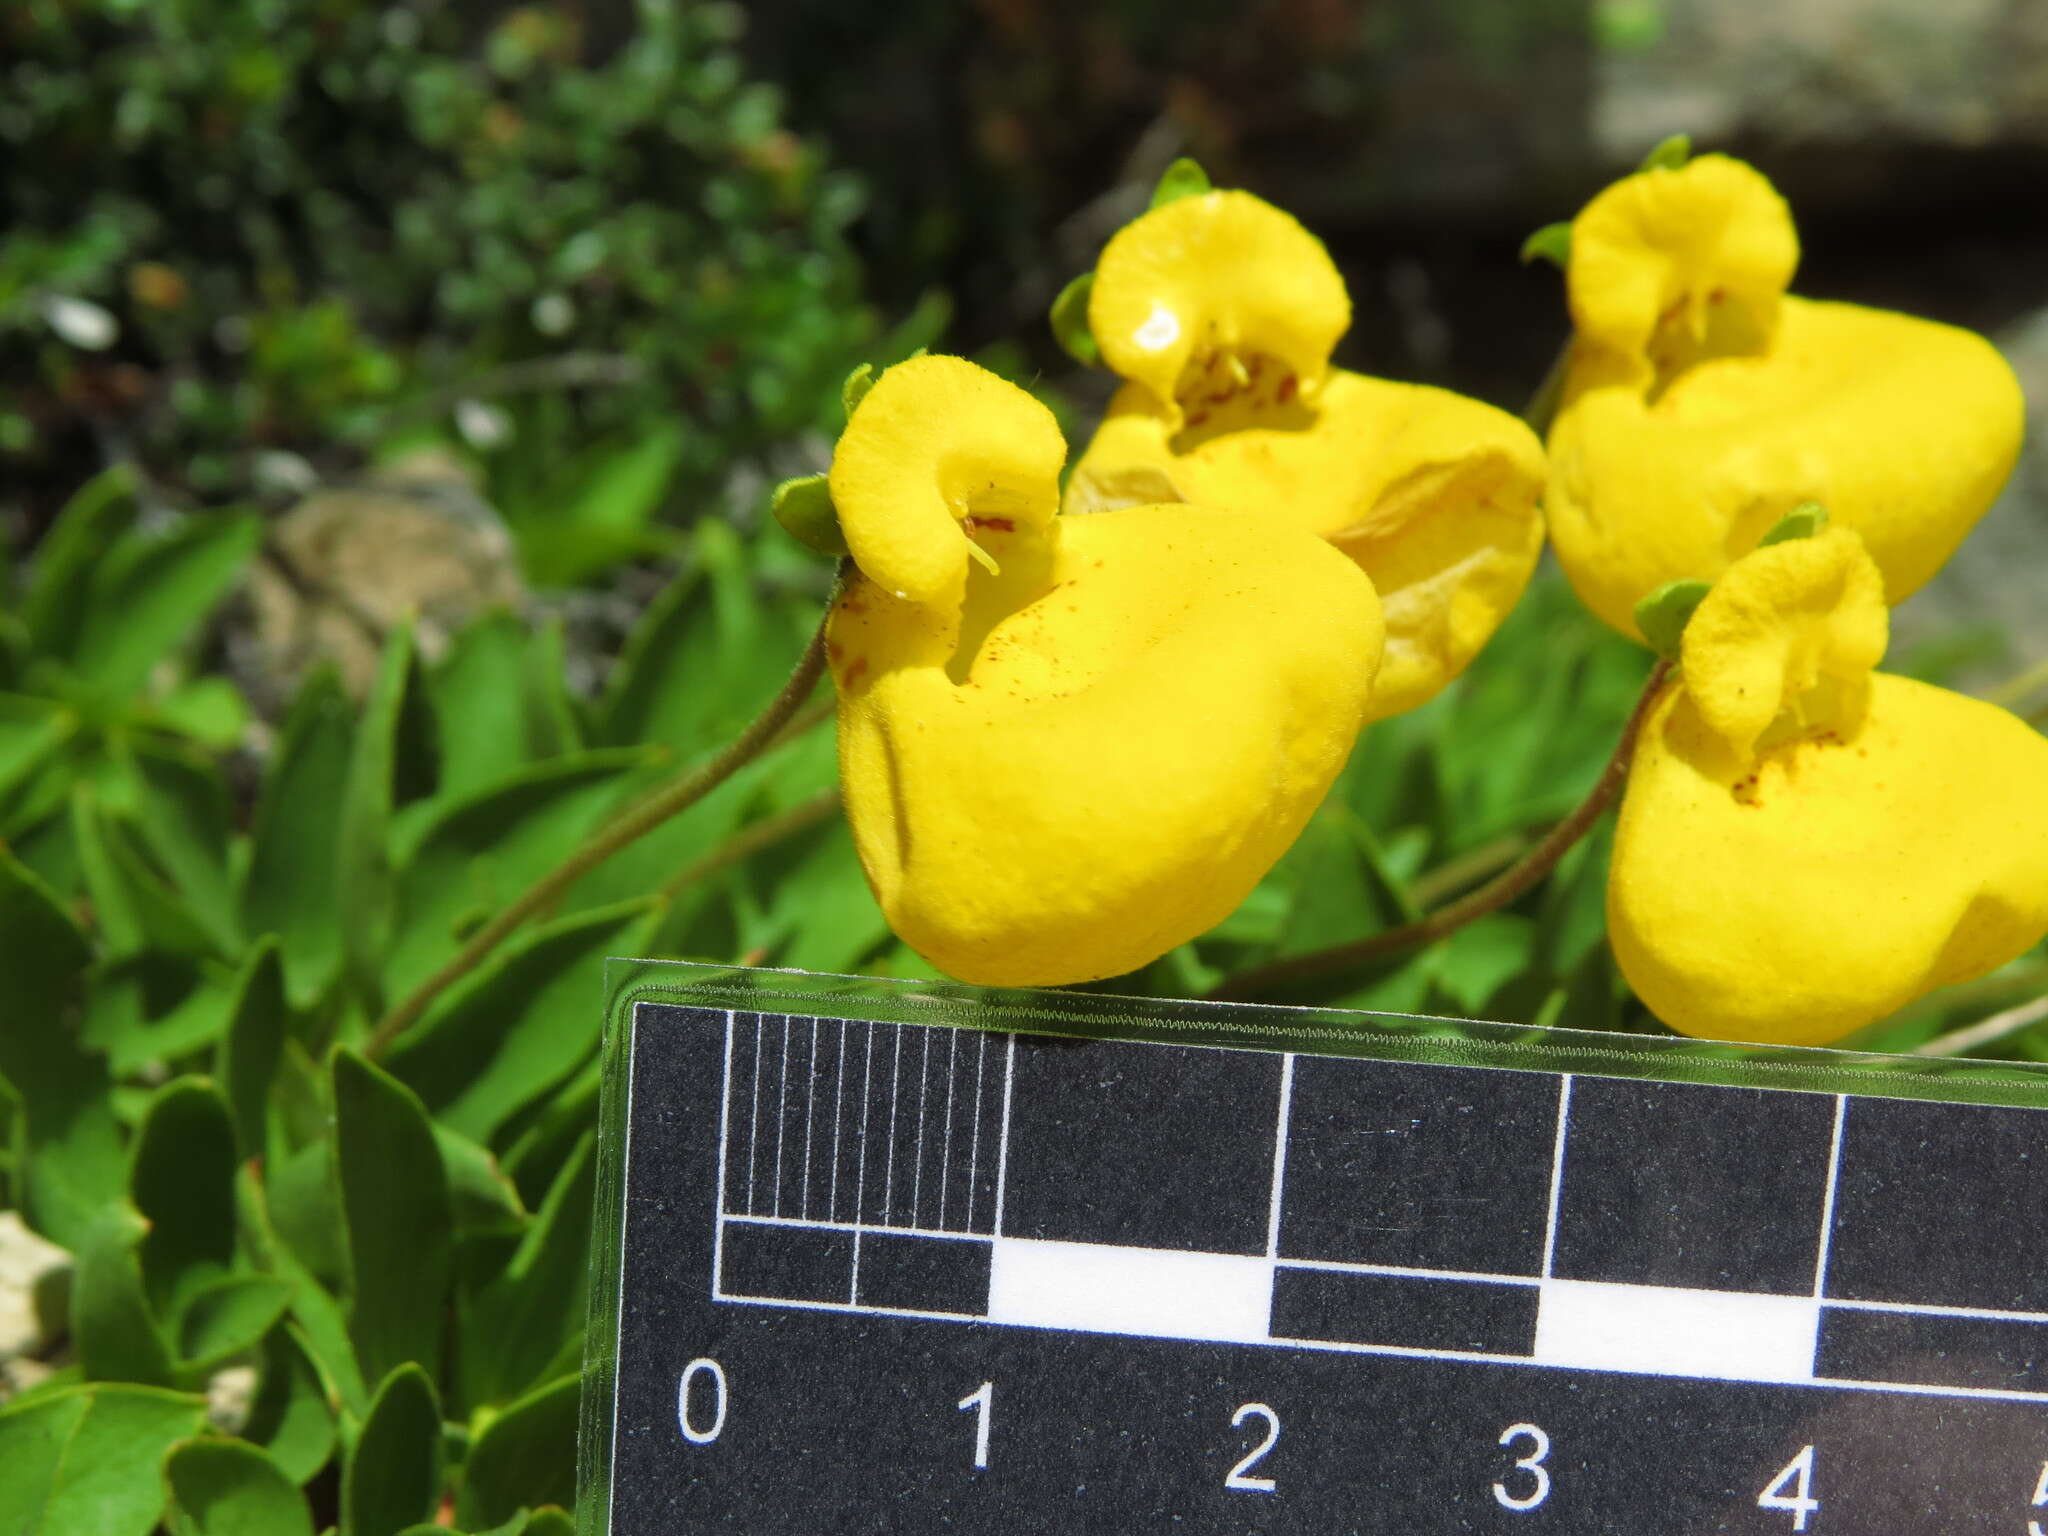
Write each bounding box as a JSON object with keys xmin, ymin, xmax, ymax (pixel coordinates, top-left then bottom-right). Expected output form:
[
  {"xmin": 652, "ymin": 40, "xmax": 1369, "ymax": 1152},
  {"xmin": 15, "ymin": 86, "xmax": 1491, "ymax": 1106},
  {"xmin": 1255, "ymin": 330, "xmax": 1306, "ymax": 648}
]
[
  {"xmin": 145, "ymin": 675, "xmax": 253, "ymax": 752},
  {"xmin": 1048, "ymin": 271, "xmax": 1100, "ymax": 367},
  {"xmin": 127, "ymin": 743, "xmax": 242, "ymax": 956},
  {"xmin": 175, "ymin": 1274, "xmax": 296, "ymax": 1379},
  {"xmin": 341, "ymin": 619, "xmax": 435, "ymax": 1016},
  {"xmin": 434, "ymin": 1123, "xmax": 528, "ymax": 1239},
  {"xmin": 428, "ymin": 613, "xmax": 549, "ymax": 799},
  {"xmin": 267, "ymin": 1140, "xmax": 346, "ymax": 1293},
  {"xmin": 241, "ymin": 668, "xmax": 354, "ymax": 1007},
  {"xmin": 1519, "ymin": 220, "xmax": 1572, "ymax": 268},
  {"xmin": 594, "ymin": 520, "xmax": 775, "ymax": 755},
  {"xmin": 21, "ymin": 464, "xmax": 139, "ymax": 663},
  {"xmin": 343, "ymin": 1364, "xmax": 442, "ymax": 1536},
  {"xmin": 1634, "ymin": 577, "xmax": 1712, "ymax": 659},
  {"xmin": 73, "ymin": 1205, "xmax": 176, "ymax": 1386},
  {"xmin": 1432, "ymin": 912, "xmax": 1539, "ymax": 1015},
  {"xmin": 164, "ymin": 1436, "xmax": 315, "ymax": 1536},
  {"xmin": 385, "ymin": 899, "xmax": 650, "ymax": 1143},
  {"xmin": 0, "ymin": 1382, "xmax": 205, "ymax": 1536},
  {"xmin": 71, "ymin": 511, "xmax": 262, "ymax": 699},
  {"xmin": 0, "ymin": 695, "xmax": 80, "ymax": 822},
  {"xmin": 243, "ymin": 1324, "xmax": 340, "ymax": 1486},
  {"xmin": 514, "ymin": 423, "xmax": 686, "ymax": 588},
  {"xmin": 332, "ymin": 1051, "xmax": 453, "ymax": 1392},
  {"xmin": 131, "ymin": 1077, "xmax": 238, "ymax": 1320},
  {"xmin": 215, "ymin": 939, "xmax": 289, "ymax": 1160},
  {"xmin": 769, "ymin": 473, "xmax": 848, "ymax": 557},
  {"xmin": 746, "ymin": 814, "xmax": 884, "ymax": 973},
  {"xmin": 461, "ymin": 1134, "xmax": 593, "ymax": 1407},
  {"xmin": 238, "ymin": 1166, "xmax": 367, "ymax": 1417},
  {"xmin": 386, "ymin": 750, "xmax": 652, "ymax": 996},
  {"xmin": 840, "ymin": 361, "xmax": 875, "ymax": 417},
  {"xmin": 72, "ymin": 789, "xmax": 221, "ymax": 960},
  {"xmin": 1756, "ymin": 500, "xmax": 1829, "ymax": 547},
  {"xmin": 1148, "ymin": 155, "xmax": 1212, "ymax": 208},
  {"xmin": 0, "ymin": 849, "xmax": 120, "ymax": 1250},
  {"xmin": 1639, "ymin": 131, "xmax": 1692, "ymax": 171},
  {"xmin": 455, "ymin": 1375, "xmax": 581, "ymax": 1531}
]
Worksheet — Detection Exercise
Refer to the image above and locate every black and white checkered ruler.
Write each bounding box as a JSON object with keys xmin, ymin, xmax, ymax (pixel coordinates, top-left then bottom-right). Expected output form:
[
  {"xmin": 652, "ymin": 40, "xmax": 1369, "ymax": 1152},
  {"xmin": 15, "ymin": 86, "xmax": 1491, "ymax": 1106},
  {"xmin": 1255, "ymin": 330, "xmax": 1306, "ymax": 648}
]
[{"xmin": 590, "ymin": 1003, "xmax": 2048, "ymax": 1533}]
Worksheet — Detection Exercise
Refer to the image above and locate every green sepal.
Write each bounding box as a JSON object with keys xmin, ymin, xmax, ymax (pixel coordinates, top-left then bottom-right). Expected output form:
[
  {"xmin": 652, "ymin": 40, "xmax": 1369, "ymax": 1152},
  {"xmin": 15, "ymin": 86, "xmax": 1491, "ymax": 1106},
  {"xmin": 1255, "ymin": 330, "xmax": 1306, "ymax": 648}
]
[
  {"xmin": 1756, "ymin": 501, "xmax": 1829, "ymax": 548},
  {"xmin": 1148, "ymin": 156, "xmax": 1211, "ymax": 209},
  {"xmin": 840, "ymin": 362, "xmax": 875, "ymax": 418},
  {"xmin": 1049, "ymin": 272, "xmax": 1100, "ymax": 367},
  {"xmin": 1634, "ymin": 578, "xmax": 1713, "ymax": 659},
  {"xmin": 1520, "ymin": 221, "xmax": 1573, "ymax": 269},
  {"xmin": 1639, "ymin": 132, "xmax": 1692, "ymax": 172},
  {"xmin": 769, "ymin": 474, "xmax": 849, "ymax": 557}
]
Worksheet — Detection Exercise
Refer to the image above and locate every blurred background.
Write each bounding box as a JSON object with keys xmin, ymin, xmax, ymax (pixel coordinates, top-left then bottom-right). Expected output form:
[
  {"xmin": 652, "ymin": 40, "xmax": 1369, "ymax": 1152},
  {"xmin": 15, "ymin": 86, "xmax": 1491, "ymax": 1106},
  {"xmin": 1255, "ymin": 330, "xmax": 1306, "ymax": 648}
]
[{"xmin": 7, "ymin": 0, "xmax": 2047, "ymax": 679}]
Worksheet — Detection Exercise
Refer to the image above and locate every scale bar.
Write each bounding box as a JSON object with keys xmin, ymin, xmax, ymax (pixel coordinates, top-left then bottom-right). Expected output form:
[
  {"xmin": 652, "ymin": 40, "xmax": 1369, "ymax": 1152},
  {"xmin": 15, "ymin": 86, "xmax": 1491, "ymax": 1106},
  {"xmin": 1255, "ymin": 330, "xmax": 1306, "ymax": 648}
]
[{"xmin": 987, "ymin": 1239, "xmax": 1272, "ymax": 1343}]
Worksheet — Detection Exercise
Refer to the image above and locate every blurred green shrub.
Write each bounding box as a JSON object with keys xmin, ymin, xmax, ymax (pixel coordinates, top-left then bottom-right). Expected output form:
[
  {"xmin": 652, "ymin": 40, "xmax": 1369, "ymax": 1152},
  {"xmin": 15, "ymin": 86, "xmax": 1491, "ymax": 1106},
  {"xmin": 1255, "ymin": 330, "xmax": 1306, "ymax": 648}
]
[{"xmin": 0, "ymin": 0, "xmax": 875, "ymax": 552}]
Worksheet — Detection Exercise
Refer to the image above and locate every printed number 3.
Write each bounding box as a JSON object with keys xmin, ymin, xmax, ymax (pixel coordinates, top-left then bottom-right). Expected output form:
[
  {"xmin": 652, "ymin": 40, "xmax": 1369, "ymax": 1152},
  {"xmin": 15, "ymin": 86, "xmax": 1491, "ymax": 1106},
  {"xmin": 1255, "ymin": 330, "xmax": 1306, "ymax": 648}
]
[
  {"xmin": 1225, "ymin": 1403, "xmax": 1280, "ymax": 1493},
  {"xmin": 1492, "ymin": 1422, "xmax": 1551, "ymax": 1512}
]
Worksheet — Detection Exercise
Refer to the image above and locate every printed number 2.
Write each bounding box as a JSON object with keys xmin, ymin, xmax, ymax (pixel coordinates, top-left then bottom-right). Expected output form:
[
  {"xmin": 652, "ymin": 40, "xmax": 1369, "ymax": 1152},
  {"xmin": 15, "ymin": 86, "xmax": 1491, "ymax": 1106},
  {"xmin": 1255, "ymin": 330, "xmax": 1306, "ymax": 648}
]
[
  {"xmin": 1492, "ymin": 1423, "xmax": 1551, "ymax": 1512},
  {"xmin": 1225, "ymin": 1403, "xmax": 1280, "ymax": 1493},
  {"xmin": 958, "ymin": 1381, "xmax": 992, "ymax": 1469},
  {"xmin": 1759, "ymin": 1445, "xmax": 1819, "ymax": 1531},
  {"xmin": 2027, "ymin": 1458, "xmax": 2048, "ymax": 1536}
]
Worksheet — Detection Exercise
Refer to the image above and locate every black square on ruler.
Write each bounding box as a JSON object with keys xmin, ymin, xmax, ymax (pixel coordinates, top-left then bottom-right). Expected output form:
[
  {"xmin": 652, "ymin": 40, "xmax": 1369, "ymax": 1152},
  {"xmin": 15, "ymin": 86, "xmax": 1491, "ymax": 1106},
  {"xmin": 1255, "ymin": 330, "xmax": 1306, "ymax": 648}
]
[
  {"xmin": 717, "ymin": 1221, "xmax": 853, "ymax": 1303},
  {"xmin": 1278, "ymin": 1057, "xmax": 1559, "ymax": 1276},
  {"xmin": 1825, "ymin": 1097, "xmax": 2048, "ymax": 1313},
  {"xmin": 1550, "ymin": 1078, "xmax": 1835, "ymax": 1293},
  {"xmin": 853, "ymin": 1231, "xmax": 991, "ymax": 1316},
  {"xmin": 1270, "ymin": 1267, "xmax": 1539, "ymax": 1354},
  {"xmin": 998, "ymin": 1038, "xmax": 1280, "ymax": 1254}
]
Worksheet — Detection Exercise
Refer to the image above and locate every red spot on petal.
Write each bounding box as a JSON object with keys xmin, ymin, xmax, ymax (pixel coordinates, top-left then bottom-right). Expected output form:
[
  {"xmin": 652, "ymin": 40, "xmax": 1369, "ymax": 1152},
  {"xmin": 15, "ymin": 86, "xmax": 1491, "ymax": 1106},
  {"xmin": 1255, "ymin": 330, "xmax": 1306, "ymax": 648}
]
[{"xmin": 1276, "ymin": 374, "xmax": 1298, "ymax": 403}]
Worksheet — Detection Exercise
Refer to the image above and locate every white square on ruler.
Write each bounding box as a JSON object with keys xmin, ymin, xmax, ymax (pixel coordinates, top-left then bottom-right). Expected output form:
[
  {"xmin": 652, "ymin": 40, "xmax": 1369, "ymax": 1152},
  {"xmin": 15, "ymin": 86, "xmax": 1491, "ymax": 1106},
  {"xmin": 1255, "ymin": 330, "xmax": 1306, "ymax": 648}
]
[{"xmin": 1533, "ymin": 1279, "xmax": 1820, "ymax": 1384}]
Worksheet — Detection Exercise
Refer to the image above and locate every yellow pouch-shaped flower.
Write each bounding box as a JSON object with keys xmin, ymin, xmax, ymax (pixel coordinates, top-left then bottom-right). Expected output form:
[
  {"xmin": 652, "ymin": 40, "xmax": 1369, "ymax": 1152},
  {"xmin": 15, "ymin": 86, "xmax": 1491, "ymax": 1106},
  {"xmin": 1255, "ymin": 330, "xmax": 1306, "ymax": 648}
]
[
  {"xmin": 829, "ymin": 355, "xmax": 1386, "ymax": 987},
  {"xmin": 1608, "ymin": 528, "xmax": 2048, "ymax": 1045},
  {"xmin": 1065, "ymin": 188, "xmax": 1546, "ymax": 722},
  {"xmin": 1549, "ymin": 154, "xmax": 2025, "ymax": 640}
]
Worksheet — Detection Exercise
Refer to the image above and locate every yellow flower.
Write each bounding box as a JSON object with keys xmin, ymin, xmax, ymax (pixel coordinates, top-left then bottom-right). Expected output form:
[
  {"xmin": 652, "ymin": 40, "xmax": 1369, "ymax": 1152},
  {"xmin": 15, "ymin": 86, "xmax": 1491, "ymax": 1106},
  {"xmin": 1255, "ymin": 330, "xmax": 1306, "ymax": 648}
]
[
  {"xmin": 1064, "ymin": 188, "xmax": 1547, "ymax": 722},
  {"xmin": 1608, "ymin": 527, "xmax": 2048, "ymax": 1045},
  {"xmin": 1548, "ymin": 154, "xmax": 2025, "ymax": 641},
  {"xmin": 828, "ymin": 354, "xmax": 1386, "ymax": 986}
]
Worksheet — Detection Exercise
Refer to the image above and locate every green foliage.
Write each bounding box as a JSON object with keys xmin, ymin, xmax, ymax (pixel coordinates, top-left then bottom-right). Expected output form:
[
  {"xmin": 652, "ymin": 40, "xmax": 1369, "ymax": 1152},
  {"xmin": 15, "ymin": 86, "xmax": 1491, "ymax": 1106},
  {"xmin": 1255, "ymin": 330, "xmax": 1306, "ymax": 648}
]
[
  {"xmin": 2, "ymin": 0, "xmax": 876, "ymax": 540},
  {"xmin": 0, "ymin": 470, "xmax": 849, "ymax": 1529}
]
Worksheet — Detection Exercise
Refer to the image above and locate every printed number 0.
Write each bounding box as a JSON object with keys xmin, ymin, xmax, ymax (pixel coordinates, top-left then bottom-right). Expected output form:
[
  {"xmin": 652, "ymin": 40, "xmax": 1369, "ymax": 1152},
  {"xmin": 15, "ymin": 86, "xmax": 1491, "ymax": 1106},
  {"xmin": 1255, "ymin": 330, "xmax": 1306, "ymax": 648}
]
[
  {"xmin": 1225, "ymin": 1403, "xmax": 1280, "ymax": 1494},
  {"xmin": 1492, "ymin": 1423, "xmax": 1551, "ymax": 1512},
  {"xmin": 2027, "ymin": 1457, "xmax": 2048, "ymax": 1536},
  {"xmin": 1758, "ymin": 1445, "xmax": 1819, "ymax": 1531},
  {"xmin": 677, "ymin": 1358, "xmax": 727, "ymax": 1445}
]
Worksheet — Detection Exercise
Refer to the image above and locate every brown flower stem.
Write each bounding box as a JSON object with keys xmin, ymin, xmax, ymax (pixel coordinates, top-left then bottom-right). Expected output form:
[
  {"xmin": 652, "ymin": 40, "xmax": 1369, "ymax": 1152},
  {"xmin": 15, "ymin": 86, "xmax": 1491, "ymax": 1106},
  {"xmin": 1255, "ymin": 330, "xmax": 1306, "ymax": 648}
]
[
  {"xmin": 364, "ymin": 585, "xmax": 840, "ymax": 1061},
  {"xmin": 1207, "ymin": 658, "xmax": 1672, "ymax": 1004}
]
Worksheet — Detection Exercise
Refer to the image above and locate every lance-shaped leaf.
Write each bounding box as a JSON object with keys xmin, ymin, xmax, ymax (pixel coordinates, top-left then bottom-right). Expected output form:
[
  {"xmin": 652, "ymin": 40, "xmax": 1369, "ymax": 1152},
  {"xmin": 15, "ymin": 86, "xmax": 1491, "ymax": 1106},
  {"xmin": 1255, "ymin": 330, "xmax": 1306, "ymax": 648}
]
[
  {"xmin": 215, "ymin": 938, "xmax": 288, "ymax": 1160},
  {"xmin": 131, "ymin": 1076, "xmax": 238, "ymax": 1321},
  {"xmin": 70, "ymin": 510, "xmax": 262, "ymax": 700},
  {"xmin": 342, "ymin": 1364, "xmax": 443, "ymax": 1536},
  {"xmin": 72, "ymin": 1204, "xmax": 176, "ymax": 1386},
  {"xmin": 333, "ymin": 1050, "xmax": 453, "ymax": 1392},
  {"xmin": 241, "ymin": 668, "xmax": 354, "ymax": 1007},
  {"xmin": 455, "ymin": 1374, "xmax": 582, "ymax": 1531}
]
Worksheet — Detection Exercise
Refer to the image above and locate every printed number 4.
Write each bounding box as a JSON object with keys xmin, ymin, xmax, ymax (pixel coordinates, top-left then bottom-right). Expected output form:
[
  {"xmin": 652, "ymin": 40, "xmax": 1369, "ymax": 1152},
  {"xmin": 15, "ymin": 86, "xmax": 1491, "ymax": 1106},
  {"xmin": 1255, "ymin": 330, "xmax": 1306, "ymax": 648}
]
[
  {"xmin": 1759, "ymin": 1445, "xmax": 1819, "ymax": 1531},
  {"xmin": 2028, "ymin": 1457, "xmax": 2048, "ymax": 1536}
]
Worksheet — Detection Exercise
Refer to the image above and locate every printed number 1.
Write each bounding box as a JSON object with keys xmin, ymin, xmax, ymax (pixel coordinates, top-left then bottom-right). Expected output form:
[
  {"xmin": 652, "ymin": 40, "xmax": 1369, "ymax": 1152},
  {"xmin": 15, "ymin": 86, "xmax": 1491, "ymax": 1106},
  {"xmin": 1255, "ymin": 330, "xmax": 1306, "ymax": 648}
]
[
  {"xmin": 2027, "ymin": 1458, "xmax": 2048, "ymax": 1536},
  {"xmin": 958, "ymin": 1381, "xmax": 992, "ymax": 1469},
  {"xmin": 1759, "ymin": 1445, "xmax": 1819, "ymax": 1531}
]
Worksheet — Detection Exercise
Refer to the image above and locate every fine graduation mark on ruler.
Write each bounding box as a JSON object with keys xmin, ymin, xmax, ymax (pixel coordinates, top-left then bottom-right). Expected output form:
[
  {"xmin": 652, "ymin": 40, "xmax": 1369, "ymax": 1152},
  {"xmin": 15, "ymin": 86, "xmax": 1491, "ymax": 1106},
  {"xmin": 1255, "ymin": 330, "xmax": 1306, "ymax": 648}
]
[{"xmin": 600, "ymin": 1004, "xmax": 2048, "ymax": 1535}]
